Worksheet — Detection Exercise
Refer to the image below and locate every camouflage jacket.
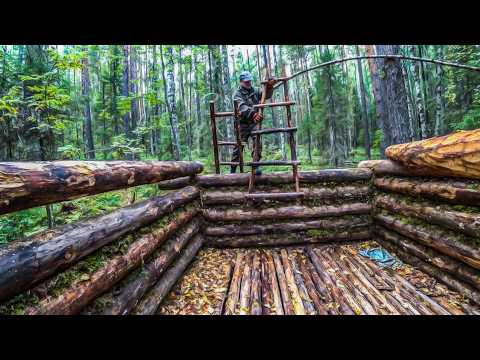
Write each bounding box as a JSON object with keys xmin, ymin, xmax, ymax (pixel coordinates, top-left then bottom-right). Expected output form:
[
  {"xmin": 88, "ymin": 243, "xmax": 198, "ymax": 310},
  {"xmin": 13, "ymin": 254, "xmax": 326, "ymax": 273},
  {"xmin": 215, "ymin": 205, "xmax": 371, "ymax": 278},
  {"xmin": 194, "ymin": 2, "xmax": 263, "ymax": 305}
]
[{"xmin": 233, "ymin": 84, "xmax": 274, "ymax": 124}]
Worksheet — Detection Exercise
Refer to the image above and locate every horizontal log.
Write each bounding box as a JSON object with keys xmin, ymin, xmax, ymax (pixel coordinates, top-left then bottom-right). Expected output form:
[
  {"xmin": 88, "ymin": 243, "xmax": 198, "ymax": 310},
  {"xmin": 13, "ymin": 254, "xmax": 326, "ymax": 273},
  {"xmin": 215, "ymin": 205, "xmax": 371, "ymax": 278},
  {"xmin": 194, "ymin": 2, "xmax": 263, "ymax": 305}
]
[
  {"xmin": 375, "ymin": 193, "xmax": 480, "ymax": 238},
  {"xmin": 201, "ymin": 186, "xmax": 370, "ymax": 205},
  {"xmin": 0, "ymin": 186, "xmax": 199, "ymax": 303},
  {"xmin": 102, "ymin": 217, "xmax": 201, "ymax": 315},
  {"xmin": 373, "ymin": 212, "xmax": 480, "ymax": 270},
  {"xmin": 205, "ymin": 228, "xmax": 371, "ymax": 248},
  {"xmin": 251, "ymin": 127, "xmax": 297, "ymax": 135},
  {"xmin": 358, "ymin": 159, "xmax": 437, "ymax": 177},
  {"xmin": 214, "ymin": 111, "xmax": 234, "ymax": 117},
  {"xmin": 253, "ymin": 101, "xmax": 295, "ymax": 109},
  {"xmin": 246, "ymin": 160, "xmax": 300, "ymax": 167},
  {"xmin": 194, "ymin": 168, "xmax": 372, "ymax": 188},
  {"xmin": 24, "ymin": 208, "xmax": 199, "ymax": 315},
  {"xmin": 203, "ymin": 203, "xmax": 371, "ymax": 222},
  {"xmin": 374, "ymin": 225, "xmax": 480, "ymax": 291},
  {"xmin": 244, "ymin": 192, "xmax": 304, "ymax": 202},
  {"xmin": 374, "ymin": 176, "xmax": 480, "ymax": 206},
  {"xmin": 204, "ymin": 217, "xmax": 371, "ymax": 237},
  {"xmin": 0, "ymin": 161, "xmax": 203, "ymax": 215},
  {"xmin": 385, "ymin": 129, "xmax": 480, "ymax": 180},
  {"xmin": 377, "ymin": 235, "xmax": 480, "ymax": 305},
  {"xmin": 219, "ymin": 162, "xmax": 240, "ymax": 166},
  {"xmin": 132, "ymin": 234, "xmax": 204, "ymax": 315}
]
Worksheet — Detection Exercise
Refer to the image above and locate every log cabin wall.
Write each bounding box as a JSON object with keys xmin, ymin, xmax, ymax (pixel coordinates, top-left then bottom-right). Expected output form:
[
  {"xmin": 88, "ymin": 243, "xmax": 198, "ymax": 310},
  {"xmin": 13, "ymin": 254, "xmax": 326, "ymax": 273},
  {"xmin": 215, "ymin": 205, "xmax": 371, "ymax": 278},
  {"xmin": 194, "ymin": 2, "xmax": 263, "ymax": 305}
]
[
  {"xmin": 366, "ymin": 168, "xmax": 480, "ymax": 306},
  {"xmin": 196, "ymin": 169, "xmax": 373, "ymax": 248},
  {"xmin": 0, "ymin": 161, "xmax": 205, "ymax": 315}
]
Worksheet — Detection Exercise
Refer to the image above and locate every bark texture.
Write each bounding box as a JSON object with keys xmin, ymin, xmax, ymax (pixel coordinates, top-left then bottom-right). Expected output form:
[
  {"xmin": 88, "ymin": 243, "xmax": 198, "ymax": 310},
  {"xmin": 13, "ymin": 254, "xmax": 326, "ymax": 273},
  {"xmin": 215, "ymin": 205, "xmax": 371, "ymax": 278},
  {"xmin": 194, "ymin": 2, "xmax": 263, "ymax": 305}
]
[
  {"xmin": 0, "ymin": 161, "xmax": 203, "ymax": 215},
  {"xmin": 385, "ymin": 129, "xmax": 480, "ymax": 180},
  {"xmin": 0, "ymin": 186, "xmax": 199, "ymax": 303}
]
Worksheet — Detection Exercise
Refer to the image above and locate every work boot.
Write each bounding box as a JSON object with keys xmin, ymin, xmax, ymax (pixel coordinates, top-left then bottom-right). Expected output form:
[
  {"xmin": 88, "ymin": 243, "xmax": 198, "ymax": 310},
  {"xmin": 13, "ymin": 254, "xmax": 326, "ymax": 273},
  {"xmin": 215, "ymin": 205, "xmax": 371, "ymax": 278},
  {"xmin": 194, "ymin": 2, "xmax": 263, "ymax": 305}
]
[
  {"xmin": 230, "ymin": 166, "xmax": 237, "ymax": 174},
  {"xmin": 255, "ymin": 167, "xmax": 262, "ymax": 176}
]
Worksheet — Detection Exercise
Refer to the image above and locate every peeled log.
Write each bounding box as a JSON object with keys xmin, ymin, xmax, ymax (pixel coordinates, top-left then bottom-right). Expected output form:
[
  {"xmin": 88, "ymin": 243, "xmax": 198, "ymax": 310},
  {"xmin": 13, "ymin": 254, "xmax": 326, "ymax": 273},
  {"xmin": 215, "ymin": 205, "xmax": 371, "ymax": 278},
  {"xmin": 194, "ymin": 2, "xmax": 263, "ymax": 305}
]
[
  {"xmin": 132, "ymin": 234, "xmax": 204, "ymax": 315},
  {"xmin": 375, "ymin": 193, "xmax": 480, "ymax": 238},
  {"xmin": 374, "ymin": 176, "xmax": 480, "ymax": 206},
  {"xmin": 203, "ymin": 203, "xmax": 371, "ymax": 222},
  {"xmin": 385, "ymin": 129, "xmax": 480, "ymax": 180},
  {"xmin": 201, "ymin": 186, "xmax": 370, "ymax": 205},
  {"xmin": 24, "ymin": 208, "xmax": 198, "ymax": 315},
  {"xmin": 102, "ymin": 217, "xmax": 201, "ymax": 315},
  {"xmin": 374, "ymin": 212, "xmax": 480, "ymax": 270},
  {"xmin": 204, "ymin": 217, "xmax": 370, "ymax": 237},
  {"xmin": 377, "ymin": 235, "xmax": 480, "ymax": 305},
  {"xmin": 374, "ymin": 225, "xmax": 480, "ymax": 291},
  {"xmin": 0, "ymin": 186, "xmax": 199, "ymax": 303},
  {"xmin": 205, "ymin": 228, "xmax": 371, "ymax": 248},
  {"xmin": 0, "ymin": 161, "xmax": 203, "ymax": 215},
  {"xmin": 358, "ymin": 160, "xmax": 435, "ymax": 177}
]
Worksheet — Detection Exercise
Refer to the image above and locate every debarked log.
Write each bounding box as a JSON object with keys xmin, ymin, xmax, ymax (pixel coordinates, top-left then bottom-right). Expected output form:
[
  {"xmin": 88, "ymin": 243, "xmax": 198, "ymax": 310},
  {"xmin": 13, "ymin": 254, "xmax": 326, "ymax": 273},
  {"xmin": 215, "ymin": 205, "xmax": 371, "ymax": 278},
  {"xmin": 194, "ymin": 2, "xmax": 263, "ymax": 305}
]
[
  {"xmin": 377, "ymin": 234, "xmax": 480, "ymax": 305},
  {"xmin": 374, "ymin": 225, "xmax": 480, "ymax": 291},
  {"xmin": 375, "ymin": 193, "xmax": 480, "ymax": 238},
  {"xmin": 102, "ymin": 217, "xmax": 201, "ymax": 315},
  {"xmin": 203, "ymin": 203, "xmax": 371, "ymax": 222},
  {"xmin": 374, "ymin": 212, "xmax": 480, "ymax": 270},
  {"xmin": 385, "ymin": 129, "xmax": 480, "ymax": 180},
  {"xmin": 24, "ymin": 207, "xmax": 199, "ymax": 315},
  {"xmin": 204, "ymin": 217, "xmax": 370, "ymax": 237},
  {"xmin": 0, "ymin": 186, "xmax": 199, "ymax": 303},
  {"xmin": 201, "ymin": 186, "xmax": 371, "ymax": 205},
  {"xmin": 358, "ymin": 160, "xmax": 438, "ymax": 177},
  {"xmin": 132, "ymin": 234, "xmax": 204, "ymax": 315},
  {"xmin": 374, "ymin": 176, "xmax": 480, "ymax": 206},
  {"xmin": 205, "ymin": 228, "xmax": 371, "ymax": 248},
  {"xmin": 0, "ymin": 161, "xmax": 203, "ymax": 215}
]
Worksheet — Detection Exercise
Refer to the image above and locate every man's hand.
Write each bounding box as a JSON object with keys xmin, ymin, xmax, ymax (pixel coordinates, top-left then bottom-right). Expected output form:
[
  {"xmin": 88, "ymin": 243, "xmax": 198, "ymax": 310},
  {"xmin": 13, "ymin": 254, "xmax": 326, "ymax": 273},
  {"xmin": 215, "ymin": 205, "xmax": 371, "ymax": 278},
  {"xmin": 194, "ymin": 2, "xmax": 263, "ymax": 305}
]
[{"xmin": 253, "ymin": 112, "xmax": 263, "ymax": 123}]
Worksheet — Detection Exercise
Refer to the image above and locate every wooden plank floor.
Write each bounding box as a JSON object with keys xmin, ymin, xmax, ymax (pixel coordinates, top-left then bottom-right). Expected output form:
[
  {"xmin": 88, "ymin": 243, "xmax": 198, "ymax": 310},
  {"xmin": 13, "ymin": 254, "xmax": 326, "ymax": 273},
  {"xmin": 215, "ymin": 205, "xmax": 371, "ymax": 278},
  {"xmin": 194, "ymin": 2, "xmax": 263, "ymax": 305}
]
[{"xmin": 158, "ymin": 241, "xmax": 480, "ymax": 315}]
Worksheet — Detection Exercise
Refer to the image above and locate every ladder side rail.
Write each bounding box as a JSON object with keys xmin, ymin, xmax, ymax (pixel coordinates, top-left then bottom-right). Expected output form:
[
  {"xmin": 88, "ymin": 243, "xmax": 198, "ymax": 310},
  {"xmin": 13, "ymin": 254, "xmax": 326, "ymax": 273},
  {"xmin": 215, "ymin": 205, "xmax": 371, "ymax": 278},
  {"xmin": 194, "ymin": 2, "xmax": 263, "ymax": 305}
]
[{"xmin": 209, "ymin": 101, "xmax": 221, "ymax": 174}]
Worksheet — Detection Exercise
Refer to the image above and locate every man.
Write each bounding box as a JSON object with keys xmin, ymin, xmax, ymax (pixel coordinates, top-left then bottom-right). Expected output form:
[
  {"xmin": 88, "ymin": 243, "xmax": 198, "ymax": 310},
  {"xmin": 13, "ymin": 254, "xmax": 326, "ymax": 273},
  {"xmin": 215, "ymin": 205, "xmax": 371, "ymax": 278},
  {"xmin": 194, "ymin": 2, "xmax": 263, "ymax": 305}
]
[{"xmin": 230, "ymin": 71, "xmax": 277, "ymax": 174}]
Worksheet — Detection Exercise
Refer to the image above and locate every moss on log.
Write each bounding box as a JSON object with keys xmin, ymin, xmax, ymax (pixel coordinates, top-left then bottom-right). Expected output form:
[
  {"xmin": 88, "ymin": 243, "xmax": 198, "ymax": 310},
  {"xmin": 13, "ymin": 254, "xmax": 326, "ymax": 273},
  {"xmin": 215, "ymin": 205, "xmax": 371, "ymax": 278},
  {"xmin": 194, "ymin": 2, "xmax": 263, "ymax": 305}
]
[
  {"xmin": 203, "ymin": 203, "xmax": 371, "ymax": 223},
  {"xmin": 374, "ymin": 212, "xmax": 480, "ymax": 270},
  {"xmin": 374, "ymin": 176, "xmax": 480, "ymax": 206},
  {"xmin": 132, "ymin": 234, "xmax": 204, "ymax": 315},
  {"xmin": 0, "ymin": 186, "xmax": 199, "ymax": 303},
  {"xmin": 205, "ymin": 228, "xmax": 371, "ymax": 248},
  {"xmin": 0, "ymin": 161, "xmax": 203, "ymax": 215},
  {"xmin": 23, "ymin": 207, "xmax": 199, "ymax": 315},
  {"xmin": 375, "ymin": 193, "xmax": 480, "ymax": 238}
]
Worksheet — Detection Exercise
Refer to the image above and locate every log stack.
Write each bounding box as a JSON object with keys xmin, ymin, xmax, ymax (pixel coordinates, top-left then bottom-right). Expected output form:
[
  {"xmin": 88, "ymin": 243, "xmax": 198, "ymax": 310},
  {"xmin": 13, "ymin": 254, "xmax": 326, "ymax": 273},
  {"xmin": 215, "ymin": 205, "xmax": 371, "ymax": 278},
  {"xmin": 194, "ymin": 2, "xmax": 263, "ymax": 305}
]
[
  {"xmin": 0, "ymin": 161, "xmax": 205, "ymax": 315},
  {"xmin": 201, "ymin": 168, "xmax": 373, "ymax": 248},
  {"xmin": 364, "ymin": 129, "xmax": 480, "ymax": 306}
]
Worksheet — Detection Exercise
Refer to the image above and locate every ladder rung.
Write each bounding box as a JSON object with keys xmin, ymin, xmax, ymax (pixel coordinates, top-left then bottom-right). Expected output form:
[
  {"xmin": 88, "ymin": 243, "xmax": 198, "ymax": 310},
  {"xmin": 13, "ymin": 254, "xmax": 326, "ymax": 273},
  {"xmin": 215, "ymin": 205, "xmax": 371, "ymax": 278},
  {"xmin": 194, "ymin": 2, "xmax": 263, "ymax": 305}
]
[
  {"xmin": 214, "ymin": 111, "xmax": 235, "ymax": 117},
  {"xmin": 245, "ymin": 192, "xmax": 304, "ymax": 201},
  {"xmin": 251, "ymin": 127, "xmax": 297, "ymax": 136},
  {"xmin": 218, "ymin": 141, "xmax": 247, "ymax": 146},
  {"xmin": 253, "ymin": 101, "xmax": 295, "ymax": 109},
  {"xmin": 220, "ymin": 162, "xmax": 240, "ymax": 166},
  {"xmin": 246, "ymin": 160, "xmax": 301, "ymax": 167}
]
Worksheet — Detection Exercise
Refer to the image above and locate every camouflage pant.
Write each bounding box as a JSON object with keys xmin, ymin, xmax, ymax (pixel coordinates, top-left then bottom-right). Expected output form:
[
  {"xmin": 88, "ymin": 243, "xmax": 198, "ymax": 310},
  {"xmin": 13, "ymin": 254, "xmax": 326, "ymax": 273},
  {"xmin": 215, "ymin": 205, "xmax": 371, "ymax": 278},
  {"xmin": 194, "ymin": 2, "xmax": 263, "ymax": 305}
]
[{"xmin": 231, "ymin": 121, "xmax": 262, "ymax": 166}]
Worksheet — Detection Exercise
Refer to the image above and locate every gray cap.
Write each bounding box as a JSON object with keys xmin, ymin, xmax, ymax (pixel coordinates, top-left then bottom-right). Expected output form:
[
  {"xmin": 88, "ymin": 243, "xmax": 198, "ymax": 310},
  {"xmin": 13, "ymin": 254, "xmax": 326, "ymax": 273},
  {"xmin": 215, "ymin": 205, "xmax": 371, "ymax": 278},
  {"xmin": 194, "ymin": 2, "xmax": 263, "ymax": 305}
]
[{"xmin": 239, "ymin": 71, "xmax": 253, "ymax": 82}]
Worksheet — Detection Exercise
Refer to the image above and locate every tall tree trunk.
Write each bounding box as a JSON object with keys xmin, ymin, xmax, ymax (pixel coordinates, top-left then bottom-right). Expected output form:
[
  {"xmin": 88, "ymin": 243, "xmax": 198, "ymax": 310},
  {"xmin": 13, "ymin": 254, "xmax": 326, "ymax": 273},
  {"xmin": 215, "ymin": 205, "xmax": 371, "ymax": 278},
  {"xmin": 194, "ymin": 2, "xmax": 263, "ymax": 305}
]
[
  {"xmin": 165, "ymin": 46, "xmax": 181, "ymax": 160},
  {"xmin": 81, "ymin": 47, "xmax": 95, "ymax": 160},
  {"xmin": 434, "ymin": 46, "xmax": 445, "ymax": 136},
  {"xmin": 355, "ymin": 46, "xmax": 371, "ymax": 159},
  {"xmin": 122, "ymin": 45, "xmax": 131, "ymax": 153},
  {"xmin": 193, "ymin": 50, "xmax": 202, "ymax": 155},
  {"xmin": 410, "ymin": 45, "xmax": 429, "ymax": 139},
  {"xmin": 111, "ymin": 46, "xmax": 119, "ymax": 136}
]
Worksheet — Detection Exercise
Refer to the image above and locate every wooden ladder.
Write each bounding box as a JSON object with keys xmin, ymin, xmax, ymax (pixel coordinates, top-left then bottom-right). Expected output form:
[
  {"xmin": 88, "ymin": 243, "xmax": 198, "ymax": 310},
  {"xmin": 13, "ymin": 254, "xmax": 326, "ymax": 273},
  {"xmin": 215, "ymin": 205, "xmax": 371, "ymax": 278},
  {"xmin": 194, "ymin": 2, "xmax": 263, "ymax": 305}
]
[
  {"xmin": 209, "ymin": 100, "xmax": 245, "ymax": 174},
  {"xmin": 246, "ymin": 66, "xmax": 303, "ymax": 201}
]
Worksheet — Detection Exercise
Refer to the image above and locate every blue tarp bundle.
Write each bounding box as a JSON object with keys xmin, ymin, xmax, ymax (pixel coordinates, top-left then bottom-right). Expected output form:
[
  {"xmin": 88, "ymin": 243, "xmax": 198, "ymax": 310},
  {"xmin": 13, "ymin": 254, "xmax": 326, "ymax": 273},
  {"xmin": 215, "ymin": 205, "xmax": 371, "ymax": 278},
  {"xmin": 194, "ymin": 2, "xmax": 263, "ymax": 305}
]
[{"xmin": 359, "ymin": 248, "xmax": 402, "ymax": 269}]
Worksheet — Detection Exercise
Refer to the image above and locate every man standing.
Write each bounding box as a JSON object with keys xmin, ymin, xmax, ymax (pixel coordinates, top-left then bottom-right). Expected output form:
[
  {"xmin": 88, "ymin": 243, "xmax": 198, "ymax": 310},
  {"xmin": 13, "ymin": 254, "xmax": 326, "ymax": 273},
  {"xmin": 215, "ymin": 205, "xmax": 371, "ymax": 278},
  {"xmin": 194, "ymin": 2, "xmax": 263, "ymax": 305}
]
[{"xmin": 230, "ymin": 71, "xmax": 277, "ymax": 174}]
